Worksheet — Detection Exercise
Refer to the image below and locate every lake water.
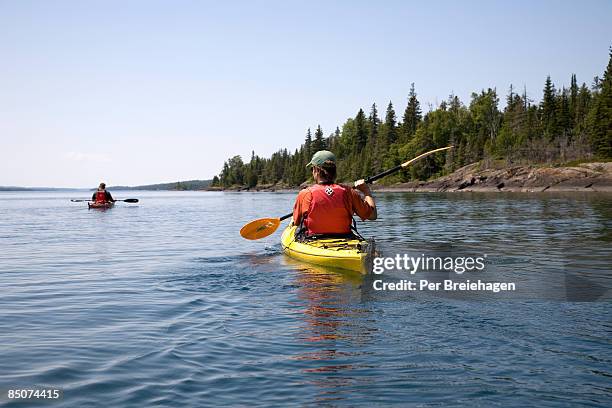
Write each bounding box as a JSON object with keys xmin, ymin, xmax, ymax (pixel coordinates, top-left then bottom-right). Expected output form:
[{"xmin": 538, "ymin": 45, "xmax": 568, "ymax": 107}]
[{"xmin": 1, "ymin": 191, "xmax": 611, "ymax": 407}]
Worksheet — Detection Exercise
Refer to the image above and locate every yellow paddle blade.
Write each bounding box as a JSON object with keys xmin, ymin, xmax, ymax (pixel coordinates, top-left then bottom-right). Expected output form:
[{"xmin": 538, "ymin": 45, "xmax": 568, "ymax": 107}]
[{"xmin": 240, "ymin": 217, "xmax": 282, "ymax": 240}]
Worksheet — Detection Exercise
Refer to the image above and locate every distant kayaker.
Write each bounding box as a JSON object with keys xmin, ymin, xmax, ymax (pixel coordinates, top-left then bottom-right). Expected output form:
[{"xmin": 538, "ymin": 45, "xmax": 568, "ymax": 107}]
[
  {"xmin": 91, "ymin": 183, "xmax": 115, "ymax": 203},
  {"xmin": 292, "ymin": 150, "xmax": 377, "ymax": 237}
]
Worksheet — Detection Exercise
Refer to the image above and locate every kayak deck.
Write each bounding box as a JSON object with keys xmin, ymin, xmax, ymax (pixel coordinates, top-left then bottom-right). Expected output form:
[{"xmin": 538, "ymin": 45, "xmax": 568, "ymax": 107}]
[{"xmin": 280, "ymin": 225, "xmax": 372, "ymax": 274}]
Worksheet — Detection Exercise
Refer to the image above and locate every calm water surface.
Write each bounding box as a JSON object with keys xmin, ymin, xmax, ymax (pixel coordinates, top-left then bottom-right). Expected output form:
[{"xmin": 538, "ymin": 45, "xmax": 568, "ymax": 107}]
[{"xmin": 0, "ymin": 191, "xmax": 610, "ymax": 407}]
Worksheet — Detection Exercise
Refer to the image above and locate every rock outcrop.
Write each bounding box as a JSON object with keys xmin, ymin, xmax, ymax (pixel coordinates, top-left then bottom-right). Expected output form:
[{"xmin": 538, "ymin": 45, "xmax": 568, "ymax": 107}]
[{"xmin": 374, "ymin": 162, "xmax": 612, "ymax": 192}]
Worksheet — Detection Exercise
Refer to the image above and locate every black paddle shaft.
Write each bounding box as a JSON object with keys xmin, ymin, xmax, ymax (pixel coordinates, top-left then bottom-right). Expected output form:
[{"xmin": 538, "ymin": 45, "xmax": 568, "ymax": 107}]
[
  {"xmin": 70, "ymin": 199, "xmax": 139, "ymax": 203},
  {"xmin": 364, "ymin": 164, "xmax": 403, "ymax": 184}
]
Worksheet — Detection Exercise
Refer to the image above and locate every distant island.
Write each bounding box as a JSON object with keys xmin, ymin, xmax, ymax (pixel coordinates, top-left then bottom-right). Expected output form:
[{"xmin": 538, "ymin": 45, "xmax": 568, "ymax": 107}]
[
  {"xmin": 107, "ymin": 180, "xmax": 213, "ymax": 191},
  {"xmin": 0, "ymin": 187, "xmax": 82, "ymax": 192},
  {"xmin": 0, "ymin": 179, "xmax": 213, "ymax": 192}
]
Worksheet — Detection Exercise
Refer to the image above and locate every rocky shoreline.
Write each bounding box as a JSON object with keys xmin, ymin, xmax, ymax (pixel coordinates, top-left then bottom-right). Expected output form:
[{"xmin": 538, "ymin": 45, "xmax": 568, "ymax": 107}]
[
  {"xmin": 211, "ymin": 162, "xmax": 612, "ymax": 193},
  {"xmin": 374, "ymin": 162, "xmax": 612, "ymax": 193}
]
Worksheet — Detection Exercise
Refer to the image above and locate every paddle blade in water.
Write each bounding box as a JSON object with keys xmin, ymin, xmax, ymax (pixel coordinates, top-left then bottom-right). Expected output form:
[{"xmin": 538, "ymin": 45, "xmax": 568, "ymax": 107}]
[{"xmin": 240, "ymin": 218, "xmax": 281, "ymax": 240}]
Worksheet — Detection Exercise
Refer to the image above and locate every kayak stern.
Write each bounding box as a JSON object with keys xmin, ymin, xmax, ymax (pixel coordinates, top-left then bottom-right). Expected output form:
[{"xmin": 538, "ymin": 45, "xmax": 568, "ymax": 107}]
[{"xmin": 280, "ymin": 225, "xmax": 372, "ymax": 274}]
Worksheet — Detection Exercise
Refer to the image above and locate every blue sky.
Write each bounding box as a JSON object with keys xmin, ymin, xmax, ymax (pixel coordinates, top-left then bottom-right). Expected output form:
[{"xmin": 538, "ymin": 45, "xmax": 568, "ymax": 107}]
[{"xmin": 1, "ymin": 0, "xmax": 610, "ymax": 187}]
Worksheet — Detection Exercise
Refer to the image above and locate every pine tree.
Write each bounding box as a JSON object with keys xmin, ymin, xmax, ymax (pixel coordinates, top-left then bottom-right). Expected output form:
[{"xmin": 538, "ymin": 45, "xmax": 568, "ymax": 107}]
[
  {"xmin": 506, "ymin": 84, "xmax": 515, "ymax": 108},
  {"xmin": 294, "ymin": 149, "xmax": 303, "ymax": 185},
  {"xmin": 354, "ymin": 109, "xmax": 367, "ymax": 151},
  {"xmin": 569, "ymin": 74, "xmax": 578, "ymax": 127},
  {"xmin": 312, "ymin": 125, "xmax": 325, "ymax": 152},
  {"xmin": 573, "ymin": 83, "xmax": 590, "ymax": 135},
  {"xmin": 368, "ymin": 103, "xmax": 379, "ymax": 146},
  {"xmin": 587, "ymin": 48, "xmax": 612, "ymax": 158},
  {"xmin": 401, "ymin": 83, "xmax": 422, "ymax": 142},
  {"xmin": 246, "ymin": 151, "xmax": 258, "ymax": 187},
  {"xmin": 496, "ymin": 85, "xmax": 523, "ymax": 156},
  {"xmin": 327, "ymin": 126, "xmax": 341, "ymax": 154},
  {"xmin": 448, "ymin": 93, "xmax": 461, "ymax": 113},
  {"xmin": 361, "ymin": 104, "xmax": 379, "ymax": 174},
  {"xmin": 383, "ymin": 101, "xmax": 398, "ymax": 145},
  {"xmin": 557, "ymin": 88, "xmax": 571, "ymax": 138},
  {"xmin": 304, "ymin": 128, "xmax": 312, "ymax": 158},
  {"xmin": 541, "ymin": 75, "xmax": 557, "ymax": 140}
]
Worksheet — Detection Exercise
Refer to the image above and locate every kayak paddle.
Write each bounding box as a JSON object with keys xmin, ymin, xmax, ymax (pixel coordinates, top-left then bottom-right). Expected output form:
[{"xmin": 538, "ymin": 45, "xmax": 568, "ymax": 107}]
[
  {"xmin": 240, "ymin": 146, "xmax": 453, "ymax": 240},
  {"xmin": 71, "ymin": 198, "xmax": 139, "ymax": 203},
  {"xmin": 239, "ymin": 213, "xmax": 293, "ymax": 240}
]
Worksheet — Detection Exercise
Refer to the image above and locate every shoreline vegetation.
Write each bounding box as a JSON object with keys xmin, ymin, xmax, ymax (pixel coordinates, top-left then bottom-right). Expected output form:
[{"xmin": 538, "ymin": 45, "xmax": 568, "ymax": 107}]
[
  {"xmin": 212, "ymin": 49, "xmax": 612, "ymax": 193},
  {"xmin": 108, "ymin": 180, "xmax": 212, "ymax": 191},
  {"xmin": 4, "ymin": 164, "xmax": 611, "ymax": 194},
  {"xmin": 214, "ymin": 162, "xmax": 612, "ymax": 193},
  {"xmin": 2, "ymin": 164, "xmax": 610, "ymax": 193}
]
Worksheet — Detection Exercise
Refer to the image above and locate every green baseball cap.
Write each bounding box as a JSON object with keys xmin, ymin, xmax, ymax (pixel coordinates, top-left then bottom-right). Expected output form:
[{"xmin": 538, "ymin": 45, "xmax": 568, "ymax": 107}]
[{"xmin": 306, "ymin": 150, "xmax": 336, "ymax": 167}]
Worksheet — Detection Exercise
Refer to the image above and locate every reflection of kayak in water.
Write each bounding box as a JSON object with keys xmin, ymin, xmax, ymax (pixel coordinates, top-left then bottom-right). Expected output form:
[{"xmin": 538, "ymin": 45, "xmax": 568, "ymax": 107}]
[
  {"xmin": 88, "ymin": 202, "xmax": 114, "ymax": 210},
  {"xmin": 281, "ymin": 255, "xmax": 364, "ymax": 285},
  {"xmin": 281, "ymin": 225, "xmax": 374, "ymax": 274}
]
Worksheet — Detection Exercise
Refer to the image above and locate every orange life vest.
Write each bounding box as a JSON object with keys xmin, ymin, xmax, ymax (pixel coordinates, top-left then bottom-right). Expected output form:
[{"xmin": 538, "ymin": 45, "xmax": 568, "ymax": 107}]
[
  {"xmin": 95, "ymin": 191, "xmax": 107, "ymax": 203},
  {"xmin": 304, "ymin": 184, "xmax": 352, "ymax": 235}
]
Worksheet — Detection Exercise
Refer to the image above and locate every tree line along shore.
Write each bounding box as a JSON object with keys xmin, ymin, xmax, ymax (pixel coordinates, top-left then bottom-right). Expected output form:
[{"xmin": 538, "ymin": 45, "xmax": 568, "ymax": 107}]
[{"xmin": 211, "ymin": 49, "xmax": 611, "ymax": 192}]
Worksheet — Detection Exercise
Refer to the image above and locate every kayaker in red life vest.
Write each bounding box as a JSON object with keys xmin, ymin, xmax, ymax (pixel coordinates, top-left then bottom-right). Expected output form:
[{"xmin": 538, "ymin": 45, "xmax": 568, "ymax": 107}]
[
  {"xmin": 292, "ymin": 150, "xmax": 377, "ymax": 236},
  {"xmin": 91, "ymin": 183, "xmax": 115, "ymax": 204}
]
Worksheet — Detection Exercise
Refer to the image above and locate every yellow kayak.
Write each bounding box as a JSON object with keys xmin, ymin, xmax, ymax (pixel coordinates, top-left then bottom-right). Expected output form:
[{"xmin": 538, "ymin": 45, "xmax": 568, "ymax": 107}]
[{"xmin": 280, "ymin": 224, "xmax": 373, "ymax": 274}]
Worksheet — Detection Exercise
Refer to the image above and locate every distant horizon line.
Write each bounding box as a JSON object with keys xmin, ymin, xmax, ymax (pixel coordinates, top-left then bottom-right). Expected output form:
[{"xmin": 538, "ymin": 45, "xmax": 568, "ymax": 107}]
[{"xmin": 0, "ymin": 178, "xmax": 213, "ymax": 191}]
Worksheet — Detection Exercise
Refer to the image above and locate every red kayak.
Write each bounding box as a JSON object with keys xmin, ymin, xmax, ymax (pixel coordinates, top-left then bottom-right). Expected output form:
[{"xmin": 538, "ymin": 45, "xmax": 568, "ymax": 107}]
[{"xmin": 88, "ymin": 202, "xmax": 114, "ymax": 210}]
